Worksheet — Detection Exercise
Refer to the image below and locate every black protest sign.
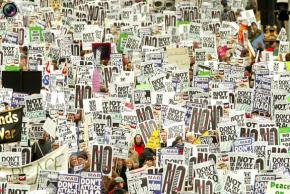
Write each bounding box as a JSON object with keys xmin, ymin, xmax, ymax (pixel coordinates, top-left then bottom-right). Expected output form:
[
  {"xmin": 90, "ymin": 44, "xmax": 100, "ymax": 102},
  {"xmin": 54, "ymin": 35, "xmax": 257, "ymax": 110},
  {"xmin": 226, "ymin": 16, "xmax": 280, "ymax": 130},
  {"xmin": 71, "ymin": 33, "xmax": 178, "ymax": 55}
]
[
  {"xmin": 102, "ymin": 66, "xmax": 119, "ymax": 89},
  {"xmin": 25, "ymin": 94, "xmax": 46, "ymax": 122},
  {"xmin": 91, "ymin": 144, "xmax": 113, "ymax": 176},
  {"xmin": 79, "ymin": 172, "xmax": 102, "ymax": 194},
  {"xmin": 57, "ymin": 174, "xmax": 79, "ymax": 194},
  {"xmin": 0, "ymin": 108, "xmax": 22, "ymax": 144},
  {"xmin": 193, "ymin": 178, "xmax": 214, "ymax": 194},
  {"xmin": 162, "ymin": 163, "xmax": 186, "ymax": 194},
  {"xmin": 0, "ymin": 182, "xmax": 6, "ymax": 194},
  {"xmin": 128, "ymin": 176, "xmax": 149, "ymax": 194}
]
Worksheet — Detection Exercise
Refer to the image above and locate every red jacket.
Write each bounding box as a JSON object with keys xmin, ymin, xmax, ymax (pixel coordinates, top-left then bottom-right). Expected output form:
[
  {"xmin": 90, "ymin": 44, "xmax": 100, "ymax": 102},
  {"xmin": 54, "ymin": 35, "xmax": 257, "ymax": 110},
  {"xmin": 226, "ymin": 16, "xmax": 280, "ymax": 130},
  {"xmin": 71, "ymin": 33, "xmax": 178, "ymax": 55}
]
[{"xmin": 133, "ymin": 144, "xmax": 145, "ymax": 158}]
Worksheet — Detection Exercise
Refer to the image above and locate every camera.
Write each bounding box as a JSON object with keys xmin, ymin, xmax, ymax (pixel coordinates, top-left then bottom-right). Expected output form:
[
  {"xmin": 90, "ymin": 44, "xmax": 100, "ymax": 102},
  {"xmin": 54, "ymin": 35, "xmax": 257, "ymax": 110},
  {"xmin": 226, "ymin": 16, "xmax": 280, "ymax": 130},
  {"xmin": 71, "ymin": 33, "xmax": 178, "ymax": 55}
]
[{"xmin": 2, "ymin": 2, "xmax": 18, "ymax": 18}]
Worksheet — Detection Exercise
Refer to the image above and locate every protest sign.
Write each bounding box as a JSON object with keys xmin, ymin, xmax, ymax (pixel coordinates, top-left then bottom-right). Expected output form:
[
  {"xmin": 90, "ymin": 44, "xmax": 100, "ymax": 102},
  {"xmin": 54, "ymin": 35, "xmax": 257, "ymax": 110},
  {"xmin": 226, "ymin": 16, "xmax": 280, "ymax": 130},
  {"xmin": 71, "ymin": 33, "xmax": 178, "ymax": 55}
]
[
  {"xmin": 6, "ymin": 183, "xmax": 30, "ymax": 194},
  {"xmin": 128, "ymin": 176, "xmax": 149, "ymax": 194},
  {"xmin": 266, "ymin": 180, "xmax": 290, "ymax": 194},
  {"xmin": 275, "ymin": 111, "xmax": 290, "ymax": 128},
  {"xmin": 57, "ymin": 174, "xmax": 79, "ymax": 194},
  {"xmin": 110, "ymin": 128, "xmax": 131, "ymax": 159},
  {"xmin": 79, "ymin": 172, "xmax": 101, "ymax": 194},
  {"xmin": 221, "ymin": 172, "xmax": 243, "ymax": 194},
  {"xmin": 91, "ymin": 144, "xmax": 113, "ymax": 176},
  {"xmin": 235, "ymin": 89, "xmax": 254, "ymax": 112},
  {"xmin": 233, "ymin": 137, "xmax": 254, "ymax": 153},
  {"xmin": 0, "ymin": 152, "xmax": 21, "ymax": 167},
  {"xmin": 162, "ymin": 163, "xmax": 186, "ymax": 194},
  {"xmin": 146, "ymin": 174, "xmax": 162, "ymax": 194},
  {"xmin": 37, "ymin": 170, "xmax": 59, "ymax": 193},
  {"xmin": 218, "ymin": 121, "xmax": 239, "ymax": 152},
  {"xmin": 254, "ymin": 174, "xmax": 276, "ymax": 194},
  {"xmin": 279, "ymin": 128, "xmax": 290, "ymax": 152},
  {"xmin": 25, "ymin": 95, "xmax": 46, "ymax": 122}
]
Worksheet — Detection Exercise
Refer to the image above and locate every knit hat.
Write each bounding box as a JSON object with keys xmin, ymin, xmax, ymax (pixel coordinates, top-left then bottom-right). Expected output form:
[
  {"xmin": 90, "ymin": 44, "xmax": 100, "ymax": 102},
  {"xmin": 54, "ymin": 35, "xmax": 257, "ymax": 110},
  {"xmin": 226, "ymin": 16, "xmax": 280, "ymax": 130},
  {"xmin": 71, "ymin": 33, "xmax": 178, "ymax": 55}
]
[{"xmin": 114, "ymin": 177, "xmax": 124, "ymax": 183}]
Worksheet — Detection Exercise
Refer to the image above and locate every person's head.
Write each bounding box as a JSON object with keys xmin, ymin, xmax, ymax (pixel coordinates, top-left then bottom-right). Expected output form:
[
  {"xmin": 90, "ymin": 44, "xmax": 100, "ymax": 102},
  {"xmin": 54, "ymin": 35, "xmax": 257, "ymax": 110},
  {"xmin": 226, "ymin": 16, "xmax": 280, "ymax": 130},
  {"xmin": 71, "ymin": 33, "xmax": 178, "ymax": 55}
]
[
  {"xmin": 175, "ymin": 136, "xmax": 183, "ymax": 144},
  {"xmin": 117, "ymin": 159, "xmax": 125, "ymax": 166},
  {"xmin": 42, "ymin": 131, "xmax": 50, "ymax": 141},
  {"xmin": 69, "ymin": 153, "xmax": 78, "ymax": 167},
  {"xmin": 251, "ymin": 22, "xmax": 257, "ymax": 30},
  {"xmin": 285, "ymin": 53, "xmax": 290, "ymax": 61},
  {"xmin": 145, "ymin": 156, "xmax": 155, "ymax": 167},
  {"xmin": 244, "ymin": 65, "xmax": 252, "ymax": 77},
  {"xmin": 134, "ymin": 134, "xmax": 143, "ymax": 146},
  {"xmin": 125, "ymin": 158, "xmax": 134, "ymax": 170},
  {"xmin": 160, "ymin": 130, "xmax": 167, "ymax": 142},
  {"xmin": 186, "ymin": 132, "xmax": 195, "ymax": 144},
  {"xmin": 114, "ymin": 177, "xmax": 125, "ymax": 188},
  {"xmin": 77, "ymin": 151, "xmax": 88, "ymax": 165}
]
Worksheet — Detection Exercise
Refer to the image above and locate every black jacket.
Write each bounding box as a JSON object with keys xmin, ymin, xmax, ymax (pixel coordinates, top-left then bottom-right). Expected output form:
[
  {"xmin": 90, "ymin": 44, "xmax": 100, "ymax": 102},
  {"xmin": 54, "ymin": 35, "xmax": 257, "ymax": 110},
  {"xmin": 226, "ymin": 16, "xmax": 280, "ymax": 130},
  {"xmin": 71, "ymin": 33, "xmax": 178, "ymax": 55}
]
[{"xmin": 139, "ymin": 148, "xmax": 155, "ymax": 167}]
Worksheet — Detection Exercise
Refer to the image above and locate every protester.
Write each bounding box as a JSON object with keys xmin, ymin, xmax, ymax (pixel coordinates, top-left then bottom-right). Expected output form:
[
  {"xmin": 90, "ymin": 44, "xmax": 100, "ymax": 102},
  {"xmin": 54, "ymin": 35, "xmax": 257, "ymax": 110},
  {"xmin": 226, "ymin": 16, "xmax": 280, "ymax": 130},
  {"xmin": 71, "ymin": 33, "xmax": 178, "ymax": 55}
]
[
  {"xmin": 108, "ymin": 177, "xmax": 127, "ymax": 194},
  {"xmin": 159, "ymin": 129, "xmax": 168, "ymax": 147},
  {"xmin": 132, "ymin": 134, "xmax": 145, "ymax": 158},
  {"xmin": 31, "ymin": 131, "xmax": 52, "ymax": 161},
  {"xmin": 139, "ymin": 147, "xmax": 156, "ymax": 167}
]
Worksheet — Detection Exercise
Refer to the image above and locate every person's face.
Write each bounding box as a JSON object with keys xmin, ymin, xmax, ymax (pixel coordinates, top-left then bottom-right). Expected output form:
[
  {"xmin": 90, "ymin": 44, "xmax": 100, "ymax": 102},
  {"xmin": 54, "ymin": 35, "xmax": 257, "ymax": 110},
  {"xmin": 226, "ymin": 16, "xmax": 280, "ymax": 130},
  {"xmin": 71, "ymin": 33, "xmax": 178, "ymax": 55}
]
[
  {"xmin": 146, "ymin": 160, "xmax": 154, "ymax": 167},
  {"xmin": 70, "ymin": 156, "xmax": 78, "ymax": 166},
  {"xmin": 78, "ymin": 157, "xmax": 86, "ymax": 165},
  {"xmin": 43, "ymin": 132, "xmax": 50, "ymax": 141},
  {"xmin": 135, "ymin": 135, "xmax": 142, "ymax": 144},
  {"xmin": 244, "ymin": 70, "xmax": 251, "ymax": 77},
  {"xmin": 117, "ymin": 159, "xmax": 123, "ymax": 166},
  {"xmin": 126, "ymin": 161, "xmax": 133, "ymax": 169},
  {"xmin": 252, "ymin": 24, "xmax": 257, "ymax": 30},
  {"xmin": 160, "ymin": 132, "xmax": 167, "ymax": 142},
  {"xmin": 187, "ymin": 136, "xmax": 195, "ymax": 144}
]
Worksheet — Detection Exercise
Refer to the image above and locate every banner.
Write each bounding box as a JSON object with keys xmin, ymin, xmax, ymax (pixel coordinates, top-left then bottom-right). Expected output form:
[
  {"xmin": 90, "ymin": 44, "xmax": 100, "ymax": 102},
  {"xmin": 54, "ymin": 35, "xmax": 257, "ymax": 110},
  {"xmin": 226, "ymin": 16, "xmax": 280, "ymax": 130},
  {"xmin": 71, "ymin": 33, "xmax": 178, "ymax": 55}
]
[
  {"xmin": 266, "ymin": 180, "xmax": 290, "ymax": 194},
  {"xmin": 6, "ymin": 183, "xmax": 30, "ymax": 194},
  {"xmin": 0, "ymin": 145, "xmax": 68, "ymax": 185},
  {"xmin": 0, "ymin": 108, "xmax": 22, "ymax": 144}
]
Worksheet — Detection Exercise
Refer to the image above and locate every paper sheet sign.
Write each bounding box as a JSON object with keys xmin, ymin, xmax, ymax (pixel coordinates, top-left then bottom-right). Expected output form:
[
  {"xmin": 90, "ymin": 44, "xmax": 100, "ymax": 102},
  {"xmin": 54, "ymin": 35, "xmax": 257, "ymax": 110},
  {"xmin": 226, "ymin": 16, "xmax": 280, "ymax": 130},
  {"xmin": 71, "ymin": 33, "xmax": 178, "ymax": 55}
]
[{"xmin": 146, "ymin": 129, "xmax": 161, "ymax": 150}]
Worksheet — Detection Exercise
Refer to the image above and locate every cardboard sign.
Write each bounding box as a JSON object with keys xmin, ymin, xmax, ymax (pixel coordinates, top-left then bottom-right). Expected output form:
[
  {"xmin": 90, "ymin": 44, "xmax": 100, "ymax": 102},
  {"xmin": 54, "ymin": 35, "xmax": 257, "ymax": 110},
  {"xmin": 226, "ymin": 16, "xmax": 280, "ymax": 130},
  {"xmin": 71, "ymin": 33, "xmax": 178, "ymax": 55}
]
[
  {"xmin": 91, "ymin": 144, "xmax": 113, "ymax": 176},
  {"xmin": 6, "ymin": 184, "xmax": 30, "ymax": 194},
  {"xmin": 266, "ymin": 180, "xmax": 290, "ymax": 194},
  {"xmin": 162, "ymin": 163, "xmax": 187, "ymax": 194},
  {"xmin": 25, "ymin": 94, "xmax": 46, "ymax": 122},
  {"xmin": 79, "ymin": 172, "xmax": 101, "ymax": 194},
  {"xmin": 128, "ymin": 176, "xmax": 149, "ymax": 194},
  {"xmin": 57, "ymin": 174, "xmax": 79, "ymax": 194},
  {"xmin": 110, "ymin": 128, "xmax": 131, "ymax": 159}
]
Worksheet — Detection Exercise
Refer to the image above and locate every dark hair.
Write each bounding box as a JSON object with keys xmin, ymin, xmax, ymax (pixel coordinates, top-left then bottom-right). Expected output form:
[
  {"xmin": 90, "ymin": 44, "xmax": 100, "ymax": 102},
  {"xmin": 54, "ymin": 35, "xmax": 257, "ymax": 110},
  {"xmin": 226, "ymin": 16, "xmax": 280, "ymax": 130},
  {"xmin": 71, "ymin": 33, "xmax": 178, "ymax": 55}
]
[
  {"xmin": 145, "ymin": 156, "xmax": 154, "ymax": 161},
  {"xmin": 134, "ymin": 134, "xmax": 144, "ymax": 145},
  {"xmin": 78, "ymin": 151, "xmax": 88, "ymax": 160},
  {"xmin": 285, "ymin": 53, "xmax": 290, "ymax": 61},
  {"xmin": 245, "ymin": 65, "xmax": 252, "ymax": 73}
]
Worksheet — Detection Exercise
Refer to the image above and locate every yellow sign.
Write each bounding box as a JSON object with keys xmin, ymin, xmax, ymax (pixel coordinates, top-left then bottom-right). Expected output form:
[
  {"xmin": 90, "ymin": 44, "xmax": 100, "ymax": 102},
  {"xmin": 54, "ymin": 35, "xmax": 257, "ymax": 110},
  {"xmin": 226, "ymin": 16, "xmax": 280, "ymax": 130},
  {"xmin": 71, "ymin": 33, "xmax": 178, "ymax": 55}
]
[{"xmin": 146, "ymin": 129, "xmax": 160, "ymax": 149}]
